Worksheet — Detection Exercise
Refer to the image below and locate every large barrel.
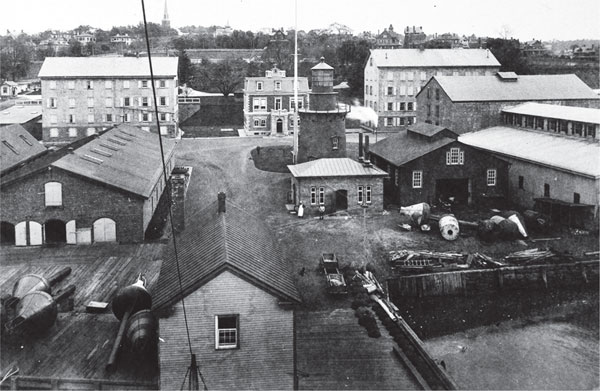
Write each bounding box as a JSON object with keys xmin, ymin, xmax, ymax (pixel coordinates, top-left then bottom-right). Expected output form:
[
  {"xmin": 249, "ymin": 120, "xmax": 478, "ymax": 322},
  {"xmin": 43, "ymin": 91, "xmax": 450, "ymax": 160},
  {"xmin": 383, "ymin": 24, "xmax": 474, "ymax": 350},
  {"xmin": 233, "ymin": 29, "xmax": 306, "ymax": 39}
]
[
  {"xmin": 6, "ymin": 291, "xmax": 57, "ymax": 333},
  {"xmin": 12, "ymin": 274, "xmax": 50, "ymax": 299},
  {"xmin": 439, "ymin": 215, "xmax": 460, "ymax": 241},
  {"xmin": 126, "ymin": 309, "xmax": 157, "ymax": 353},
  {"xmin": 111, "ymin": 281, "xmax": 152, "ymax": 320}
]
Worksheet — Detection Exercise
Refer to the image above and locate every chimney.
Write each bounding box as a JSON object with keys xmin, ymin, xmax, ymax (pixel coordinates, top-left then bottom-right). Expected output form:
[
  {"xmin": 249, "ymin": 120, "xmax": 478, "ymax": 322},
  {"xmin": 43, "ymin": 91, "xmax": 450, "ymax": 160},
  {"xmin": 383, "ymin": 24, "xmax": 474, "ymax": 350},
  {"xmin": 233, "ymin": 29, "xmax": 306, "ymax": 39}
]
[
  {"xmin": 358, "ymin": 133, "xmax": 364, "ymax": 161},
  {"xmin": 363, "ymin": 135, "xmax": 370, "ymax": 164},
  {"xmin": 218, "ymin": 192, "xmax": 226, "ymax": 213}
]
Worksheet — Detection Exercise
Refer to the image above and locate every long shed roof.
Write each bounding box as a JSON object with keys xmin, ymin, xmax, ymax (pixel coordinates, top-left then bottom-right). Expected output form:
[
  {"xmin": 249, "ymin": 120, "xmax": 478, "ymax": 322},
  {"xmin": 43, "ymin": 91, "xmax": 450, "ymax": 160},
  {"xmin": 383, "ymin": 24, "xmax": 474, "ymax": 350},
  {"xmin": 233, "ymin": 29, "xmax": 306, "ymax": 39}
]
[
  {"xmin": 38, "ymin": 57, "xmax": 178, "ymax": 78},
  {"xmin": 152, "ymin": 199, "xmax": 301, "ymax": 309},
  {"xmin": 459, "ymin": 126, "xmax": 600, "ymax": 178},
  {"xmin": 369, "ymin": 48, "xmax": 500, "ymax": 68},
  {"xmin": 369, "ymin": 130, "xmax": 455, "ymax": 167},
  {"xmin": 288, "ymin": 158, "xmax": 388, "ymax": 178},
  {"xmin": 431, "ymin": 74, "xmax": 599, "ymax": 102},
  {"xmin": 502, "ymin": 102, "xmax": 600, "ymax": 124},
  {"xmin": 0, "ymin": 124, "xmax": 46, "ymax": 174},
  {"xmin": 0, "ymin": 105, "xmax": 42, "ymax": 124}
]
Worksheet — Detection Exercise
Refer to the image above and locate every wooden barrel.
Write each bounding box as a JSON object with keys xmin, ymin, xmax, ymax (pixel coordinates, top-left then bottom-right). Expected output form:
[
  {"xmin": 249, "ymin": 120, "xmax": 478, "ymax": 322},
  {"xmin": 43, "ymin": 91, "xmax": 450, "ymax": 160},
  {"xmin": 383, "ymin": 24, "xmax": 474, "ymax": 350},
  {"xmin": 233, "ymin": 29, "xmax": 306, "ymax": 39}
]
[
  {"xmin": 126, "ymin": 309, "xmax": 157, "ymax": 353},
  {"xmin": 439, "ymin": 215, "xmax": 460, "ymax": 241}
]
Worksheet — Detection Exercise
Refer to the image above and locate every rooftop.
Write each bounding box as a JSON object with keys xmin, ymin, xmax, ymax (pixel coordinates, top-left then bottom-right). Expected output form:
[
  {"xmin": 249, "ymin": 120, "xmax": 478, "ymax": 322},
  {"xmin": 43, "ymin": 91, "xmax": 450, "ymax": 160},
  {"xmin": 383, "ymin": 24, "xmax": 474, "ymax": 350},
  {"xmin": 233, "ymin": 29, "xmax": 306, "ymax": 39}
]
[
  {"xmin": 369, "ymin": 130, "xmax": 455, "ymax": 166},
  {"xmin": 369, "ymin": 48, "xmax": 500, "ymax": 68},
  {"xmin": 0, "ymin": 104, "xmax": 42, "ymax": 124},
  {"xmin": 38, "ymin": 57, "xmax": 178, "ymax": 78},
  {"xmin": 407, "ymin": 122, "xmax": 456, "ymax": 138},
  {"xmin": 0, "ymin": 124, "xmax": 46, "ymax": 174},
  {"xmin": 459, "ymin": 126, "xmax": 600, "ymax": 178},
  {"xmin": 429, "ymin": 74, "xmax": 600, "ymax": 102},
  {"xmin": 502, "ymin": 102, "xmax": 600, "ymax": 124},
  {"xmin": 152, "ymin": 198, "xmax": 301, "ymax": 309},
  {"xmin": 245, "ymin": 76, "xmax": 309, "ymax": 93},
  {"xmin": 288, "ymin": 158, "xmax": 388, "ymax": 178}
]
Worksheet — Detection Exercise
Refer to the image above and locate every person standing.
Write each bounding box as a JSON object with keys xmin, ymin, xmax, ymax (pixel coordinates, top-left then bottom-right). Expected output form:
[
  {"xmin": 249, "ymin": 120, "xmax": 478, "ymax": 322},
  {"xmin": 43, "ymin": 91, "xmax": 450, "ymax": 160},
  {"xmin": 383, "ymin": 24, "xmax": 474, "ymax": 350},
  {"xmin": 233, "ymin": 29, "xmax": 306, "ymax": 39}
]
[
  {"xmin": 318, "ymin": 205, "xmax": 325, "ymax": 220},
  {"xmin": 297, "ymin": 202, "xmax": 304, "ymax": 218}
]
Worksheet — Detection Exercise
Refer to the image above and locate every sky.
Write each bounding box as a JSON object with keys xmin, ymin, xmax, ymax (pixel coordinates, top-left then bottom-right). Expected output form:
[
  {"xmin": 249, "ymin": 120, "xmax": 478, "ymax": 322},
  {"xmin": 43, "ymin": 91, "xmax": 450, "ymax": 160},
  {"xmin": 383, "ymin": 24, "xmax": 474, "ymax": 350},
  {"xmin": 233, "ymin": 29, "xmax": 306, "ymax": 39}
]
[{"xmin": 2, "ymin": 0, "xmax": 599, "ymax": 41}]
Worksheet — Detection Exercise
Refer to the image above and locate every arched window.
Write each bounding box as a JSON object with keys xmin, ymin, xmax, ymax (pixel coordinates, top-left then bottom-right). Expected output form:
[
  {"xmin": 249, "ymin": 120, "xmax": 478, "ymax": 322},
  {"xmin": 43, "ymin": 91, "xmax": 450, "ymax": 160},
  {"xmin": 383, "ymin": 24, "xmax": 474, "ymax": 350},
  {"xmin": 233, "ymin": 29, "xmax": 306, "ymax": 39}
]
[{"xmin": 45, "ymin": 182, "xmax": 62, "ymax": 206}]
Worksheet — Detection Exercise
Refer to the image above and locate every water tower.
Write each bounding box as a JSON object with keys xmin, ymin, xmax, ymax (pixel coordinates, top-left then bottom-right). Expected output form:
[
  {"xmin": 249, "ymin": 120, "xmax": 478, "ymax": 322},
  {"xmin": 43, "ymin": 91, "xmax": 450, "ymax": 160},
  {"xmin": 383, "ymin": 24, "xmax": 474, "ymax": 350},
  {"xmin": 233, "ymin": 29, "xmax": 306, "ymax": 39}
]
[{"xmin": 296, "ymin": 57, "xmax": 349, "ymax": 163}]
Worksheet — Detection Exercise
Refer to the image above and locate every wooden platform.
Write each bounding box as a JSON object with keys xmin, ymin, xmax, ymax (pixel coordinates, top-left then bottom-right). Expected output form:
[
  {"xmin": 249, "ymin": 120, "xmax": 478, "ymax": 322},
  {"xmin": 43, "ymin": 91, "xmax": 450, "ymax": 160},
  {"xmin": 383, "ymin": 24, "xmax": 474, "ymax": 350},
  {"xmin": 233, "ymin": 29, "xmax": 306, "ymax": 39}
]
[{"xmin": 0, "ymin": 243, "xmax": 165, "ymax": 388}]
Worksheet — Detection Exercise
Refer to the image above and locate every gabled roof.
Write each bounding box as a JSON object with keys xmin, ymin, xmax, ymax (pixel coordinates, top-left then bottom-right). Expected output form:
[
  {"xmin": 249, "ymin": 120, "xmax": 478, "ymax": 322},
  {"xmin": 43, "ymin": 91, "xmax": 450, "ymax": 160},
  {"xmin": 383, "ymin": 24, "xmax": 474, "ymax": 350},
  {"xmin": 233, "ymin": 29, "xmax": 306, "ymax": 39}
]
[
  {"xmin": 152, "ymin": 200, "xmax": 301, "ymax": 309},
  {"xmin": 38, "ymin": 57, "xmax": 178, "ymax": 78},
  {"xmin": 52, "ymin": 124, "xmax": 177, "ymax": 198},
  {"xmin": 0, "ymin": 104, "xmax": 42, "ymax": 124},
  {"xmin": 459, "ymin": 126, "xmax": 600, "ymax": 178},
  {"xmin": 407, "ymin": 122, "xmax": 456, "ymax": 138},
  {"xmin": 1, "ymin": 124, "xmax": 46, "ymax": 174},
  {"xmin": 369, "ymin": 130, "xmax": 455, "ymax": 167},
  {"xmin": 369, "ymin": 48, "xmax": 500, "ymax": 68},
  {"xmin": 288, "ymin": 158, "xmax": 388, "ymax": 178},
  {"xmin": 430, "ymin": 74, "xmax": 599, "ymax": 102},
  {"xmin": 502, "ymin": 102, "xmax": 600, "ymax": 125}
]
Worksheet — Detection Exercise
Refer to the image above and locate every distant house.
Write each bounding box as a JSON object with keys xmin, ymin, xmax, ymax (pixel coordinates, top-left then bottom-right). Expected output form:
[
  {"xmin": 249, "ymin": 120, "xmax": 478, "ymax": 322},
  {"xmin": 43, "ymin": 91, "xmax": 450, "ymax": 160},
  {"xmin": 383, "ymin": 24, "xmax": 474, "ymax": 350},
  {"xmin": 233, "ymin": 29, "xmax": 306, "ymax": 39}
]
[
  {"xmin": 0, "ymin": 124, "xmax": 176, "ymax": 246},
  {"xmin": 404, "ymin": 26, "xmax": 427, "ymax": 48},
  {"xmin": 73, "ymin": 32, "xmax": 96, "ymax": 43},
  {"xmin": 182, "ymin": 48, "xmax": 265, "ymax": 64},
  {"xmin": 416, "ymin": 72, "xmax": 600, "ymax": 133},
  {"xmin": 110, "ymin": 34, "xmax": 134, "ymax": 46},
  {"xmin": 0, "ymin": 124, "xmax": 46, "ymax": 176},
  {"xmin": 364, "ymin": 49, "xmax": 501, "ymax": 131},
  {"xmin": 243, "ymin": 67, "xmax": 309, "ymax": 136},
  {"xmin": 460, "ymin": 103, "xmax": 600, "ymax": 229},
  {"xmin": 0, "ymin": 103, "xmax": 43, "ymax": 139},
  {"xmin": 152, "ymin": 194, "xmax": 301, "ymax": 390},
  {"xmin": 375, "ymin": 25, "xmax": 402, "ymax": 49},
  {"xmin": 369, "ymin": 123, "xmax": 509, "ymax": 207},
  {"xmin": 0, "ymin": 81, "xmax": 27, "ymax": 98}
]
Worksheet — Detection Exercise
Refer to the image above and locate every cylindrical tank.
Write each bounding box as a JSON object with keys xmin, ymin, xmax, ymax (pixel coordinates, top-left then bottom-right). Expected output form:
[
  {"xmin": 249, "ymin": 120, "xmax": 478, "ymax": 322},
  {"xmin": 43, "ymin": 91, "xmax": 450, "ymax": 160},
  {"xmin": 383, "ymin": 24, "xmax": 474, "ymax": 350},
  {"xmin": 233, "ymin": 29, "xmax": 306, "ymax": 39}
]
[
  {"xmin": 12, "ymin": 274, "xmax": 50, "ymax": 299},
  {"xmin": 126, "ymin": 309, "xmax": 157, "ymax": 353},
  {"xmin": 6, "ymin": 291, "xmax": 57, "ymax": 333},
  {"xmin": 439, "ymin": 215, "xmax": 460, "ymax": 241}
]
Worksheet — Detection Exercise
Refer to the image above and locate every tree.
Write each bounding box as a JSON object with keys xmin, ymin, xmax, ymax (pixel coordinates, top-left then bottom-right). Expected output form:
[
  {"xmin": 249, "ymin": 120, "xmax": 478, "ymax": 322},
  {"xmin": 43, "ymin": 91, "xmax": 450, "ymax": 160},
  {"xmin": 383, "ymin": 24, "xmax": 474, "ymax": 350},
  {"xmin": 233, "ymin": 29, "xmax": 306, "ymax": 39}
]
[
  {"xmin": 178, "ymin": 49, "xmax": 193, "ymax": 85},
  {"xmin": 336, "ymin": 39, "xmax": 371, "ymax": 99},
  {"xmin": 0, "ymin": 35, "xmax": 32, "ymax": 80},
  {"xmin": 67, "ymin": 39, "xmax": 84, "ymax": 56},
  {"xmin": 487, "ymin": 38, "xmax": 531, "ymax": 74},
  {"xmin": 191, "ymin": 59, "xmax": 247, "ymax": 96}
]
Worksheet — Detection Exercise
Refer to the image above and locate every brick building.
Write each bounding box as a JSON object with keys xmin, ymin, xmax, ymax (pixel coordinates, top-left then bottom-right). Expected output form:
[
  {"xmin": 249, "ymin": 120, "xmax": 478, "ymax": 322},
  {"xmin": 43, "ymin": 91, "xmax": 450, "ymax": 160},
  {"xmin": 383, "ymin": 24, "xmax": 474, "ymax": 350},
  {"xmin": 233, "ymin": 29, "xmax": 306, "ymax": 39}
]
[
  {"xmin": 243, "ymin": 67, "xmax": 309, "ymax": 136},
  {"xmin": 403, "ymin": 26, "xmax": 427, "ymax": 48},
  {"xmin": 0, "ymin": 124, "xmax": 176, "ymax": 246},
  {"xmin": 460, "ymin": 104, "xmax": 600, "ymax": 229},
  {"xmin": 375, "ymin": 25, "xmax": 402, "ymax": 49},
  {"xmin": 38, "ymin": 57, "xmax": 179, "ymax": 145},
  {"xmin": 364, "ymin": 49, "xmax": 500, "ymax": 131},
  {"xmin": 369, "ymin": 123, "xmax": 509, "ymax": 207},
  {"xmin": 153, "ymin": 195, "xmax": 300, "ymax": 390},
  {"xmin": 416, "ymin": 72, "xmax": 600, "ymax": 134},
  {"xmin": 1, "ymin": 124, "xmax": 46, "ymax": 176},
  {"xmin": 0, "ymin": 102, "xmax": 43, "ymax": 140}
]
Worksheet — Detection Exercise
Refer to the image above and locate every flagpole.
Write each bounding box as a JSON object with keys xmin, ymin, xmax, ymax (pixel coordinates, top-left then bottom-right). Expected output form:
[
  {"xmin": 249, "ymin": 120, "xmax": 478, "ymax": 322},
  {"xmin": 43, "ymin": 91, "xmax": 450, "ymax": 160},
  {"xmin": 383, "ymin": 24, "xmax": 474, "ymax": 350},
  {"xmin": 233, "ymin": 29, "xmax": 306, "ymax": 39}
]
[{"xmin": 292, "ymin": 0, "xmax": 299, "ymax": 164}]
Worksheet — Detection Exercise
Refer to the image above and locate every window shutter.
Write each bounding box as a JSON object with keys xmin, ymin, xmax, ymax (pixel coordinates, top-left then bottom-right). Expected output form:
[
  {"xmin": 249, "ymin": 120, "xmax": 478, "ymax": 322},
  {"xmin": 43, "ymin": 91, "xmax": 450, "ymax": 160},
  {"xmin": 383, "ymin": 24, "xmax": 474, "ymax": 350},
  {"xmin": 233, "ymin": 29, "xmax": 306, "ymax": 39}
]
[
  {"xmin": 413, "ymin": 102, "xmax": 417, "ymax": 111},
  {"xmin": 137, "ymin": 97, "xmax": 141, "ymax": 106},
  {"xmin": 459, "ymin": 151, "xmax": 464, "ymax": 165},
  {"xmin": 120, "ymin": 98, "xmax": 124, "ymax": 107},
  {"xmin": 47, "ymin": 98, "xmax": 51, "ymax": 108},
  {"xmin": 138, "ymin": 113, "xmax": 142, "ymax": 122},
  {"xmin": 166, "ymin": 113, "xmax": 170, "ymax": 121},
  {"xmin": 166, "ymin": 97, "xmax": 169, "ymax": 106},
  {"xmin": 138, "ymin": 80, "xmax": 142, "ymax": 88},
  {"xmin": 393, "ymin": 87, "xmax": 397, "ymax": 96},
  {"xmin": 148, "ymin": 113, "xmax": 152, "ymax": 121}
]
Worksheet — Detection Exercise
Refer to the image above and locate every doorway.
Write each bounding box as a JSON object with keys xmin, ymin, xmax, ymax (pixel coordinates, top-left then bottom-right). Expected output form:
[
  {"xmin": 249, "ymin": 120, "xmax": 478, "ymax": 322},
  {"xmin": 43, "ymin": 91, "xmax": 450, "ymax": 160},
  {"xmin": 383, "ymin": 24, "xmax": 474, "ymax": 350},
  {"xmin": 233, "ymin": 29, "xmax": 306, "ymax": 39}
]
[
  {"xmin": 44, "ymin": 219, "xmax": 67, "ymax": 243},
  {"xmin": 0, "ymin": 222, "xmax": 15, "ymax": 245},
  {"xmin": 436, "ymin": 178, "xmax": 470, "ymax": 205},
  {"xmin": 335, "ymin": 190, "xmax": 348, "ymax": 211},
  {"xmin": 276, "ymin": 118, "xmax": 283, "ymax": 133}
]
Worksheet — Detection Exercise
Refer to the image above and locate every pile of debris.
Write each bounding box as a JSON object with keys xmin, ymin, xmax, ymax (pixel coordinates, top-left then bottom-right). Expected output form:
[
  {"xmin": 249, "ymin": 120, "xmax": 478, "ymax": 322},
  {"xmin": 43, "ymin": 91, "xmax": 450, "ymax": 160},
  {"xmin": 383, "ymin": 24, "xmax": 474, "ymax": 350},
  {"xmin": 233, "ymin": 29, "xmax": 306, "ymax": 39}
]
[
  {"xmin": 467, "ymin": 253, "xmax": 505, "ymax": 268},
  {"xmin": 478, "ymin": 210, "xmax": 528, "ymax": 241},
  {"xmin": 389, "ymin": 250, "xmax": 469, "ymax": 272},
  {"xmin": 503, "ymin": 248, "xmax": 557, "ymax": 265}
]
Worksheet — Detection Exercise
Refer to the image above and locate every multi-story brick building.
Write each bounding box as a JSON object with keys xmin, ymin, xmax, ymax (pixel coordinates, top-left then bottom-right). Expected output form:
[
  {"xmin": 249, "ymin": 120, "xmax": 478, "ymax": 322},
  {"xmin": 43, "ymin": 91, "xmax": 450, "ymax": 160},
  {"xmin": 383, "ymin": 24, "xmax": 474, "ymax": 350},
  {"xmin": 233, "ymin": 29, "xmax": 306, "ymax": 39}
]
[
  {"xmin": 364, "ymin": 49, "xmax": 500, "ymax": 131},
  {"xmin": 243, "ymin": 67, "xmax": 309, "ymax": 136},
  {"xmin": 0, "ymin": 124, "xmax": 176, "ymax": 246},
  {"xmin": 416, "ymin": 72, "xmax": 600, "ymax": 134},
  {"xmin": 459, "ymin": 103, "xmax": 600, "ymax": 229},
  {"xmin": 38, "ymin": 57, "xmax": 179, "ymax": 145},
  {"xmin": 375, "ymin": 25, "xmax": 402, "ymax": 49},
  {"xmin": 403, "ymin": 26, "xmax": 427, "ymax": 48}
]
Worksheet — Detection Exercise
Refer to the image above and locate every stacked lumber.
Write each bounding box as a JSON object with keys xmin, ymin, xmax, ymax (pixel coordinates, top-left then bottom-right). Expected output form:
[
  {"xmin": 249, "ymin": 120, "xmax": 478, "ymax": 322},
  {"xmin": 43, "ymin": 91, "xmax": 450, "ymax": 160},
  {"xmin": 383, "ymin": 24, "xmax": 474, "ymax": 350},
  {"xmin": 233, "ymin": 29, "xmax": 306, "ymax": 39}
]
[
  {"xmin": 469, "ymin": 253, "xmax": 505, "ymax": 268},
  {"xmin": 504, "ymin": 248, "xmax": 556, "ymax": 264}
]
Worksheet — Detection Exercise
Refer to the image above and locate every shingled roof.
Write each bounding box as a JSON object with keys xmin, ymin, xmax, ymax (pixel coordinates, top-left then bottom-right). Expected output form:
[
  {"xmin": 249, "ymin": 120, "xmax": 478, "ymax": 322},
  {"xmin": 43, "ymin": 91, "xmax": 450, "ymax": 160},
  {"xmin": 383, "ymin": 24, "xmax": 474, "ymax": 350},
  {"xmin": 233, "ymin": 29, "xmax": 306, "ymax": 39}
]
[
  {"xmin": 38, "ymin": 57, "xmax": 178, "ymax": 78},
  {"xmin": 288, "ymin": 158, "xmax": 388, "ymax": 178},
  {"xmin": 152, "ymin": 198, "xmax": 301, "ymax": 310},
  {"xmin": 429, "ymin": 74, "xmax": 600, "ymax": 102},
  {"xmin": 369, "ymin": 48, "xmax": 500, "ymax": 68},
  {"xmin": 0, "ymin": 124, "xmax": 46, "ymax": 174},
  {"xmin": 369, "ymin": 130, "xmax": 455, "ymax": 167}
]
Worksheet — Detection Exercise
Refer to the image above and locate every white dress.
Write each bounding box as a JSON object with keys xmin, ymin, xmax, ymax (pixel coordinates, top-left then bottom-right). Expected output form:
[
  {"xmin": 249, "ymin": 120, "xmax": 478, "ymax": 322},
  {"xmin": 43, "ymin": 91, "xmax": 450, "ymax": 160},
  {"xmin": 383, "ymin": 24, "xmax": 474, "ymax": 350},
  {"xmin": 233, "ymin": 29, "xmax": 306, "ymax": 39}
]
[{"xmin": 298, "ymin": 204, "xmax": 304, "ymax": 217}]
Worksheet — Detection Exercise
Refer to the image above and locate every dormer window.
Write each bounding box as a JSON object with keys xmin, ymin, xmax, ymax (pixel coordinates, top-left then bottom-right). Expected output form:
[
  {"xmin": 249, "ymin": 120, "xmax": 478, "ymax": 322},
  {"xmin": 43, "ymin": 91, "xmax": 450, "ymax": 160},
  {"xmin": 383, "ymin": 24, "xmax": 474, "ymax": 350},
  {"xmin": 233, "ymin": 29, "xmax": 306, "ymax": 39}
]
[{"xmin": 256, "ymin": 81, "xmax": 263, "ymax": 91}]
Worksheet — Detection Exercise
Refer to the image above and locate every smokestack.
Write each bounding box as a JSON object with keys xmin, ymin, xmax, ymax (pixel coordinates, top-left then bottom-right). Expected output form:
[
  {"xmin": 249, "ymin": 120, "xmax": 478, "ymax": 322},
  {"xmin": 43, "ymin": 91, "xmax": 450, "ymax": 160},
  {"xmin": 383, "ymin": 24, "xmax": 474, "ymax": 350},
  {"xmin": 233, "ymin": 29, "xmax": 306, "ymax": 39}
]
[
  {"xmin": 364, "ymin": 135, "xmax": 370, "ymax": 163},
  {"xmin": 218, "ymin": 192, "xmax": 226, "ymax": 213},
  {"xmin": 358, "ymin": 133, "xmax": 364, "ymax": 161}
]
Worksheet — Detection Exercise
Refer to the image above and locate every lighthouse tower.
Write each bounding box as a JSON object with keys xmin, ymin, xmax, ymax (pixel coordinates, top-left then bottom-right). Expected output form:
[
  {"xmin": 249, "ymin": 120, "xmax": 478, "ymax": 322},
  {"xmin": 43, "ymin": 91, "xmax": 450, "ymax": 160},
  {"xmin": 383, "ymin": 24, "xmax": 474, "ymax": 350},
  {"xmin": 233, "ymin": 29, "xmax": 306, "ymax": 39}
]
[{"xmin": 296, "ymin": 57, "xmax": 349, "ymax": 164}]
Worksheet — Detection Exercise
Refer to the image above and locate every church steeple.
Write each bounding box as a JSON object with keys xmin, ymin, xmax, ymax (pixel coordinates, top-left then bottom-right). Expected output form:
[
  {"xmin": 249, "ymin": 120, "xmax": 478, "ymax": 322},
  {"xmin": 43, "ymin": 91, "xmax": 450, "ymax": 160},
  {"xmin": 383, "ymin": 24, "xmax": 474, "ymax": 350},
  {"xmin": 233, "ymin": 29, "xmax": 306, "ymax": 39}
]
[{"xmin": 162, "ymin": 0, "xmax": 170, "ymax": 28}]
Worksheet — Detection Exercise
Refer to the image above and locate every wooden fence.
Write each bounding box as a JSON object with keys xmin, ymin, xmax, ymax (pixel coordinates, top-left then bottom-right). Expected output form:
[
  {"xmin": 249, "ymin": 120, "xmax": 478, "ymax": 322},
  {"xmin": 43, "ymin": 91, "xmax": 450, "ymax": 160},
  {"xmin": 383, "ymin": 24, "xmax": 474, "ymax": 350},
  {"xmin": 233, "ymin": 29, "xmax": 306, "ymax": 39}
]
[{"xmin": 388, "ymin": 260, "xmax": 599, "ymax": 298}]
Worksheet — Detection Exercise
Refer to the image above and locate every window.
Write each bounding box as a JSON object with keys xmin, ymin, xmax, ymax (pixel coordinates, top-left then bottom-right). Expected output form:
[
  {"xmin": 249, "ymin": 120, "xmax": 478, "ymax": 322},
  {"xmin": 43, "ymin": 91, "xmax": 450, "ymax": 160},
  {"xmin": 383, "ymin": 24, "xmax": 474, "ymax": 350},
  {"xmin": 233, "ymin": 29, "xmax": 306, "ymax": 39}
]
[
  {"xmin": 400, "ymin": 117, "xmax": 405, "ymax": 125},
  {"xmin": 87, "ymin": 97, "xmax": 94, "ymax": 108},
  {"xmin": 160, "ymin": 96, "xmax": 167, "ymax": 106},
  {"xmin": 435, "ymin": 88, "xmax": 440, "ymax": 100},
  {"xmin": 49, "ymin": 80, "xmax": 56, "ymax": 89},
  {"xmin": 394, "ymin": 169, "xmax": 399, "ymax": 186},
  {"xmin": 358, "ymin": 186, "xmax": 364, "ymax": 204},
  {"xmin": 160, "ymin": 126, "xmax": 168, "ymax": 135},
  {"xmin": 399, "ymin": 86, "xmax": 406, "ymax": 95},
  {"xmin": 159, "ymin": 80, "xmax": 166, "ymax": 88},
  {"xmin": 290, "ymin": 98, "xmax": 303, "ymax": 110},
  {"xmin": 366, "ymin": 186, "xmax": 372, "ymax": 204},
  {"xmin": 44, "ymin": 182, "xmax": 62, "ymax": 206},
  {"xmin": 407, "ymin": 86, "xmax": 414, "ymax": 96},
  {"xmin": 141, "ymin": 126, "xmax": 150, "ymax": 132},
  {"xmin": 387, "ymin": 71, "xmax": 393, "ymax": 80},
  {"xmin": 47, "ymin": 98, "xmax": 57, "ymax": 108},
  {"xmin": 518, "ymin": 176, "xmax": 524, "ymax": 189},
  {"xmin": 68, "ymin": 80, "xmax": 75, "ymax": 89},
  {"xmin": 318, "ymin": 187, "xmax": 325, "ymax": 205},
  {"xmin": 369, "ymin": 86, "xmax": 373, "ymax": 95},
  {"xmin": 446, "ymin": 147, "xmax": 464, "ymax": 165},
  {"xmin": 407, "ymin": 102, "xmax": 414, "ymax": 111},
  {"xmin": 215, "ymin": 315, "xmax": 239, "ymax": 349},
  {"xmin": 68, "ymin": 114, "xmax": 75, "ymax": 123},
  {"xmin": 385, "ymin": 117, "xmax": 393, "ymax": 126},
  {"xmin": 252, "ymin": 97, "xmax": 267, "ymax": 111},
  {"xmin": 105, "ymin": 80, "xmax": 112, "ymax": 89},
  {"xmin": 123, "ymin": 97, "xmax": 131, "ymax": 107},
  {"xmin": 256, "ymin": 81, "xmax": 263, "ymax": 91},
  {"xmin": 105, "ymin": 97, "xmax": 113, "ymax": 107},
  {"xmin": 253, "ymin": 117, "xmax": 267, "ymax": 127},
  {"xmin": 141, "ymin": 80, "xmax": 149, "ymax": 88},
  {"xmin": 412, "ymin": 171, "xmax": 422, "ymax": 188},
  {"xmin": 407, "ymin": 72, "xmax": 414, "ymax": 81},
  {"xmin": 124, "ymin": 113, "xmax": 131, "ymax": 122},
  {"xmin": 400, "ymin": 102, "xmax": 406, "ymax": 111},
  {"xmin": 160, "ymin": 112, "xmax": 167, "ymax": 121},
  {"xmin": 387, "ymin": 86, "xmax": 393, "ymax": 95},
  {"xmin": 420, "ymin": 72, "xmax": 427, "ymax": 81},
  {"xmin": 427, "ymin": 104, "xmax": 431, "ymax": 117},
  {"xmin": 142, "ymin": 112, "xmax": 150, "ymax": 122},
  {"xmin": 399, "ymin": 72, "xmax": 406, "ymax": 81},
  {"xmin": 86, "ymin": 80, "xmax": 93, "ymax": 90},
  {"xmin": 105, "ymin": 113, "xmax": 113, "ymax": 122},
  {"xmin": 310, "ymin": 187, "xmax": 317, "ymax": 205},
  {"xmin": 574, "ymin": 193, "xmax": 580, "ymax": 204},
  {"xmin": 141, "ymin": 97, "xmax": 149, "ymax": 107},
  {"xmin": 387, "ymin": 102, "xmax": 393, "ymax": 111},
  {"xmin": 50, "ymin": 115, "xmax": 58, "ymax": 124},
  {"xmin": 544, "ymin": 183, "xmax": 550, "ymax": 197},
  {"xmin": 49, "ymin": 128, "xmax": 59, "ymax": 138},
  {"xmin": 435, "ymin": 105, "xmax": 440, "ymax": 117},
  {"xmin": 68, "ymin": 128, "xmax": 77, "ymax": 137},
  {"xmin": 487, "ymin": 169, "xmax": 497, "ymax": 186},
  {"xmin": 68, "ymin": 98, "xmax": 75, "ymax": 108},
  {"xmin": 123, "ymin": 80, "xmax": 130, "ymax": 89},
  {"xmin": 275, "ymin": 81, "xmax": 281, "ymax": 90},
  {"xmin": 332, "ymin": 137, "xmax": 339, "ymax": 150}
]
